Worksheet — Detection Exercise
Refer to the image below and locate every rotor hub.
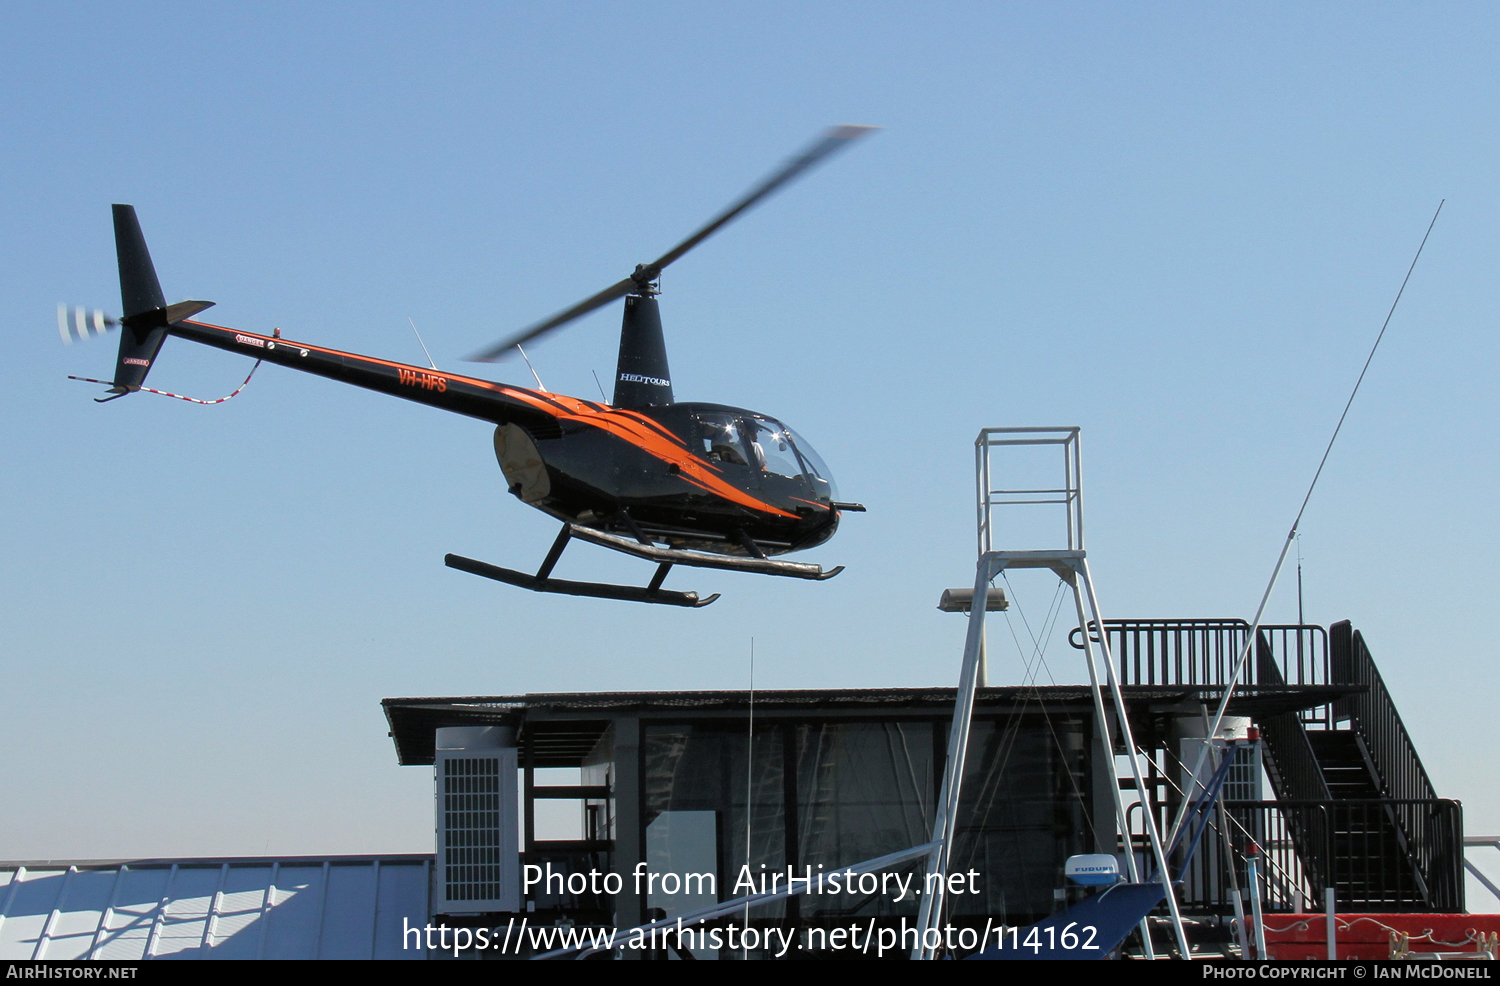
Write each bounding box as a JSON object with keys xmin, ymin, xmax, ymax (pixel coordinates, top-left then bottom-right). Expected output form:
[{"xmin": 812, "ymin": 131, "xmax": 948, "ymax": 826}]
[{"xmin": 630, "ymin": 264, "xmax": 661, "ymax": 296}]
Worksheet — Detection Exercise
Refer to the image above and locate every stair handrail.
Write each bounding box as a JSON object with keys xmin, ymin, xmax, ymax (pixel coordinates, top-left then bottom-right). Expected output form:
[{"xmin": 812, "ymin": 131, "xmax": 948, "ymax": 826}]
[
  {"xmin": 1329, "ymin": 622, "xmax": 1437, "ymax": 804},
  {"xmin": 1254, "ymin": 647, "xmax": 1332, "ymax": 801},
  {"xmin": 1211, "ymin": 799, "xmax": 1463, "ymax": 914},
  {"xmin": 1329, "ymin": 622, "xmax": 1456, "ymax": 910},
  {"xmin": 1252, "ymin": 646, "xmax": 1332, "ymax": 897}
]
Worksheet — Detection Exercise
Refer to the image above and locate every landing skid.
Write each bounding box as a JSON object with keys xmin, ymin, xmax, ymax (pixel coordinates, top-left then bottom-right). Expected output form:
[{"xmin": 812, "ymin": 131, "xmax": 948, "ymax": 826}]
[
  {"xmin": 445, "ymin": 552, "xmax": 718, "ymax": 607},
  {"xmin": 568, "ymin": 526, "xmax": 844, "ymax": 581},
  {"xmin": 446, "ymin": 523, "xmax": 844, "ymax": 607}
]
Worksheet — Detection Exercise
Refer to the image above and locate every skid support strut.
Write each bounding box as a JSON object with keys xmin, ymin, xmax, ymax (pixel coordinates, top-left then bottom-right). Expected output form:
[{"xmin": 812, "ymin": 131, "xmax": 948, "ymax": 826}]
[{"xmin": 446, "ymin": 524, "xmax": 715, "ymax": 607}]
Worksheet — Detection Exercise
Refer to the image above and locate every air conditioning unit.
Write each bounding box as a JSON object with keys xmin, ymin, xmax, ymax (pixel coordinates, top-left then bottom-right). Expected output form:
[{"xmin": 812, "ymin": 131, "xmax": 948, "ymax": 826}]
[{"xmin": 433, "ymin": 725, "xmax": 520, "ymax": 913}]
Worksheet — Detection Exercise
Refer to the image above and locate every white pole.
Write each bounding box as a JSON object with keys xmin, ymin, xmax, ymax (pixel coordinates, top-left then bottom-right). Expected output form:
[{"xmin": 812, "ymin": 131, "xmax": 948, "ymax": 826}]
[
  {"xmin": 1325, "ymin": 887, "xmax": 1336, "ymax": 961},
  {"xmin": 1067, "ymin": 572, "xmax": 1155, "ymax": 959},
  {"xmin": 1230, "ymin": 886, "xmax": 1249, "ymax": 959},
  {"xmin": 1079, "ymin": 558, "xmax": 1191, "ymax": 958},
  {"xmin": 1218, "ymin": 799, "xmax": 1248, "ymax": 960},
  {"xmin": 912, "ymin": 554, "xmax": 996, "ymax": 958},
  {"xmin": 745, "ymin": 638, "xmax": 754, "ymax": 959},
  {"xmin": 1247, "ymin": 850, "xmax": 1267, "ymax": 960}
]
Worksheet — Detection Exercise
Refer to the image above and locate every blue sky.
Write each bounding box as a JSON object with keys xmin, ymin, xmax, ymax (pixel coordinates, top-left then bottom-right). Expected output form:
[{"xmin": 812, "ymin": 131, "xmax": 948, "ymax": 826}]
[{"xmin": 2, "ymin": 3, "xmax": 1497, "ymax": 888}]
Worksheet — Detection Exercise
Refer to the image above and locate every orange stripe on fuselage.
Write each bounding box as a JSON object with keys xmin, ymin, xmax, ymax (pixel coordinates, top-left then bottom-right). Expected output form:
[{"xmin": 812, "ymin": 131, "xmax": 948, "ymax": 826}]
[
  {"xmin": 181, "ymin": 320, "xmax": 798, "ymax": 519},
  {"xmin": 497, "ymin": 390, "xmax": 797, "ymax": 519}
]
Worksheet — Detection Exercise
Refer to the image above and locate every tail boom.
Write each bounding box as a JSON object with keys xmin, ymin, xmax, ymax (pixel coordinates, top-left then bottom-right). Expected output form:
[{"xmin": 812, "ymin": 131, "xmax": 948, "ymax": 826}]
[{"xmin": 167, "ymin": 318, "xmax": 566, "ymax": 428}]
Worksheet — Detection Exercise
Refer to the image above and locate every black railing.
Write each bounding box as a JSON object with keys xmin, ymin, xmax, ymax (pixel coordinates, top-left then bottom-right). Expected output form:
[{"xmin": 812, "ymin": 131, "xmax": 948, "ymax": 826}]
[
  {"xmin": 1070, "ymin": 619, "xmax": 1331, "ymax": 724},
  {"xmin": 1077, "ymin": 618, "xmax": 1251, "ymax": 687},
  {"xmin": 1173, "ymin": 800, "xmax": 1313, "ymax": 913},
  {"xmin": 1255, "ymin": 647, "xmax": 1332, "ymax": 802},
  {"xmin": 1258, "ymin": 626, "xmax": 1332, "ymax": 692},
  {"xmin": 1253, "ymin": 654, "xmax": 1334, "ymax": 890},
  {"xmin": 1085, "ymin": 620, "xmax": 1460, "ymax": 914},
  {"xmin": 1171, "ymin": 799, "xmax": 1464, "ymax": 914},
  {"xmin": 1330, "ymin": 622, "xmax": 1437, "ymax": 805}
]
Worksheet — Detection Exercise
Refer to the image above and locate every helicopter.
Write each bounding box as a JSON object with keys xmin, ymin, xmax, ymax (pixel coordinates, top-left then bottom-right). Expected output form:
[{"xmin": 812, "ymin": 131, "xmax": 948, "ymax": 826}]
[{"xmin": 62, "ymin": 125, "xmax": 876, "ymax": 607}]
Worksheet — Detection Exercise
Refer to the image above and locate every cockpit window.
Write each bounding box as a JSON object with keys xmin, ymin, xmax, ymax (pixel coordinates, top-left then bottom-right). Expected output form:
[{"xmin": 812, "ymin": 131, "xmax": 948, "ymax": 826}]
[
  {"xmin": 691, "ymin": 410, "xmax": 840, "ymax": 501},
  {"xmin": 748, "ymin": 418, "xmax": 805, "ymax": 481},
  {"xmin": 696, "ymin": 413, "xmax": 749, "ymax": 467},
  {"xmin": 784, "ymin": 425, "xmax": 839, "ymax": 502}
]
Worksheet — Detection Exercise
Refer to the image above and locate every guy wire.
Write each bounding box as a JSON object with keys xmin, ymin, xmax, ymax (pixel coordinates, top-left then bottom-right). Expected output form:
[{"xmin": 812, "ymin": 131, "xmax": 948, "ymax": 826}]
[{"xmin": 1166, "ymin": 200, "xmax": 1444, "ymax": 849}]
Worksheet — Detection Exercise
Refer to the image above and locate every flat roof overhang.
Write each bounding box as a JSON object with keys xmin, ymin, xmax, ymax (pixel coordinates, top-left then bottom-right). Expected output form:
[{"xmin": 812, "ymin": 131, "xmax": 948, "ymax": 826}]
[{"xmin": 383, "ymin": 684, "xmax": 1356, "ymax": 767}]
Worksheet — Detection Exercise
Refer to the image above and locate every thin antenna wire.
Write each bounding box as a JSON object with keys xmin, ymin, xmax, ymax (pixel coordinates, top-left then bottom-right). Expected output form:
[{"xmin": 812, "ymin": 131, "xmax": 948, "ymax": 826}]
[
  {"xmin": 1296, "ymin": 534, "xmax": 1304, "ymax": 626},
  {"xmin": 407, "ymin": 318, "xmax": 438, "ymax": 370},
  {"xmin": 745, "ymin": 636, "xmax": 754, "ymax": 957},
  {"xmin": 1166, "ymin": 200, "xmax": 1444, "ymax": 849},
  {"xmin": 591, "ymin": 370, "xmax": 609, "ymax": 403},
  {"xmin": 516, "ymin": 343, "xmax": 547, "ymax": 392},
  {"xmin": 1290, "ymin": 199, "xmax": 1444, "ymax": 537}
]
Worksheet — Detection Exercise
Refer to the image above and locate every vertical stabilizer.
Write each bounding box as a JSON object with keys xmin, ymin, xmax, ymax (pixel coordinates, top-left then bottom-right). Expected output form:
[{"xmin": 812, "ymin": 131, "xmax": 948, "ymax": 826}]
[
  {"xmin": 110, "ymin": 204, "xmax": 170, "ymax": 391},
  {"xmin": 611, "ymin": 295, "xmax": 674, "ymax": 408}
]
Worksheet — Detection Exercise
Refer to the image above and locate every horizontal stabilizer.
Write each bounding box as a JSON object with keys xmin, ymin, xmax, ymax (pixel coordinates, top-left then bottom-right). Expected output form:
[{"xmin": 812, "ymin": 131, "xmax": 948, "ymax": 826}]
[
  {"xmin": 163, "ymin": 300, "xmax": 215, "ymax": 324},
  {"xmin": 58, "ymin": 300, "xmax": 210, "ymax": 349},
  {"xmin": 107, "ymin": 207, "xmax": 214, "ymax": 392}
]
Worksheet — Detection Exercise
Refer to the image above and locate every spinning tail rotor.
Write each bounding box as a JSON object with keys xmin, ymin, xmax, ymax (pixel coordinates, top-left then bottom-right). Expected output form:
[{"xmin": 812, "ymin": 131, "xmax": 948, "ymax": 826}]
[
  {"xmin": 62, "ymin": 204, "xmax": 225, "ymax": 402},
  {"xmin": 57, "ymin": 304, "xmax": 118, "ymax": 345}
]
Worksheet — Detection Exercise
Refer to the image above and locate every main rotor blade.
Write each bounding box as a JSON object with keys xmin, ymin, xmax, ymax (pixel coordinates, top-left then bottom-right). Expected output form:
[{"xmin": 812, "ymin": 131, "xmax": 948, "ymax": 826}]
[
  {"xmin": 467, "ymin": 276, "xmax": 636, "ymax": 362},
  {"xmin": 467, "ymin": 124, "xmax": 878, "ymax": 363},
  {"xmin": 640, "ymin": 124, "xmax": 879, "ymax": 279}
]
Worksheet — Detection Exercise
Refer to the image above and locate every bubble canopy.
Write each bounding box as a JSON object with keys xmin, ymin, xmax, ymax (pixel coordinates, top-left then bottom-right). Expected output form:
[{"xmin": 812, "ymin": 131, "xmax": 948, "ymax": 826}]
[
  {"xmin": 674, "ymin": 405, "xmax": 839, "ymax": 503},
  {"xmin": 782, "ymin": 424, "xmax": 839, "ymax": 503}
]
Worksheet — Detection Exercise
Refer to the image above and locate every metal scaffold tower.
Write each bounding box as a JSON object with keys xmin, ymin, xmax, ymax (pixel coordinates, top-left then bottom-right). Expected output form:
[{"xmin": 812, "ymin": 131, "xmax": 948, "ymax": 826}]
[{"xmin": 912, "ymin": 427, "xmax": 1190, "ymax": 959}]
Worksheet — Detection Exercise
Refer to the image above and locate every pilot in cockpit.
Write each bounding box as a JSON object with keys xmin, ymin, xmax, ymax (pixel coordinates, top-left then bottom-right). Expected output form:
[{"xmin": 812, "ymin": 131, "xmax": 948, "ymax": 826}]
[{"xmin": 700, "ymin": 418, "xmax": 748, "ymax": 466}]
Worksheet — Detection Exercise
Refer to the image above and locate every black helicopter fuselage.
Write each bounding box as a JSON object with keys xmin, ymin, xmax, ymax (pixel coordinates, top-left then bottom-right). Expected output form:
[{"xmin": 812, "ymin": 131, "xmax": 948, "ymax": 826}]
[
  {"xmin": 94, "ymin": 126, "xmax": 873, "ymax": 603},
  {"xmin": 167, "ymin": 317, "xmax": 843, "ymax": 555}
]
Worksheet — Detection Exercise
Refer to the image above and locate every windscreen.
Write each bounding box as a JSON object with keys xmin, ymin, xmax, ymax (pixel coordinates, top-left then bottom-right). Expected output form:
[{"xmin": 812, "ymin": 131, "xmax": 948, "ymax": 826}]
[
  {"xmin": 784, "ymin": 424, "xmax": 840, "ymax": 503},
  {"xmin": 747, "ymin": 418, "xmax": 807, "ymax": 481},
  {"xmin": 693, "ymin": 410, "xmax": 839, "ymax": 502}
]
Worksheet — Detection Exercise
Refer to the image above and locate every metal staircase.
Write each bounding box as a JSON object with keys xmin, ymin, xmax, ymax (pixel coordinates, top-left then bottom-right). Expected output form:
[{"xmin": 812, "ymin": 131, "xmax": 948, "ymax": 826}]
[
  {"xmin": 1093, "ymin": 618, "xmax": 1464, "ymax": 914},
  {"xmin": 1306, "ymin": 731, "xmax": 1381, "ymax": 799},
  {"xmin": 1256, "ymin": 623, "xmax": 1462, "ymax": 911}
]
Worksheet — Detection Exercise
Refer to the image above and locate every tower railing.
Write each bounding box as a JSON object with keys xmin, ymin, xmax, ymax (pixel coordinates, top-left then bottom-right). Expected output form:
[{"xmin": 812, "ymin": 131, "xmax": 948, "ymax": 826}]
[
  {"xmin": 1069, "ymin": 619, "xmax": 1332, "ymax": 727},
  {"xmin": 976, "ymin": 427, "xmax": 1082, "ymax": 555}
]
